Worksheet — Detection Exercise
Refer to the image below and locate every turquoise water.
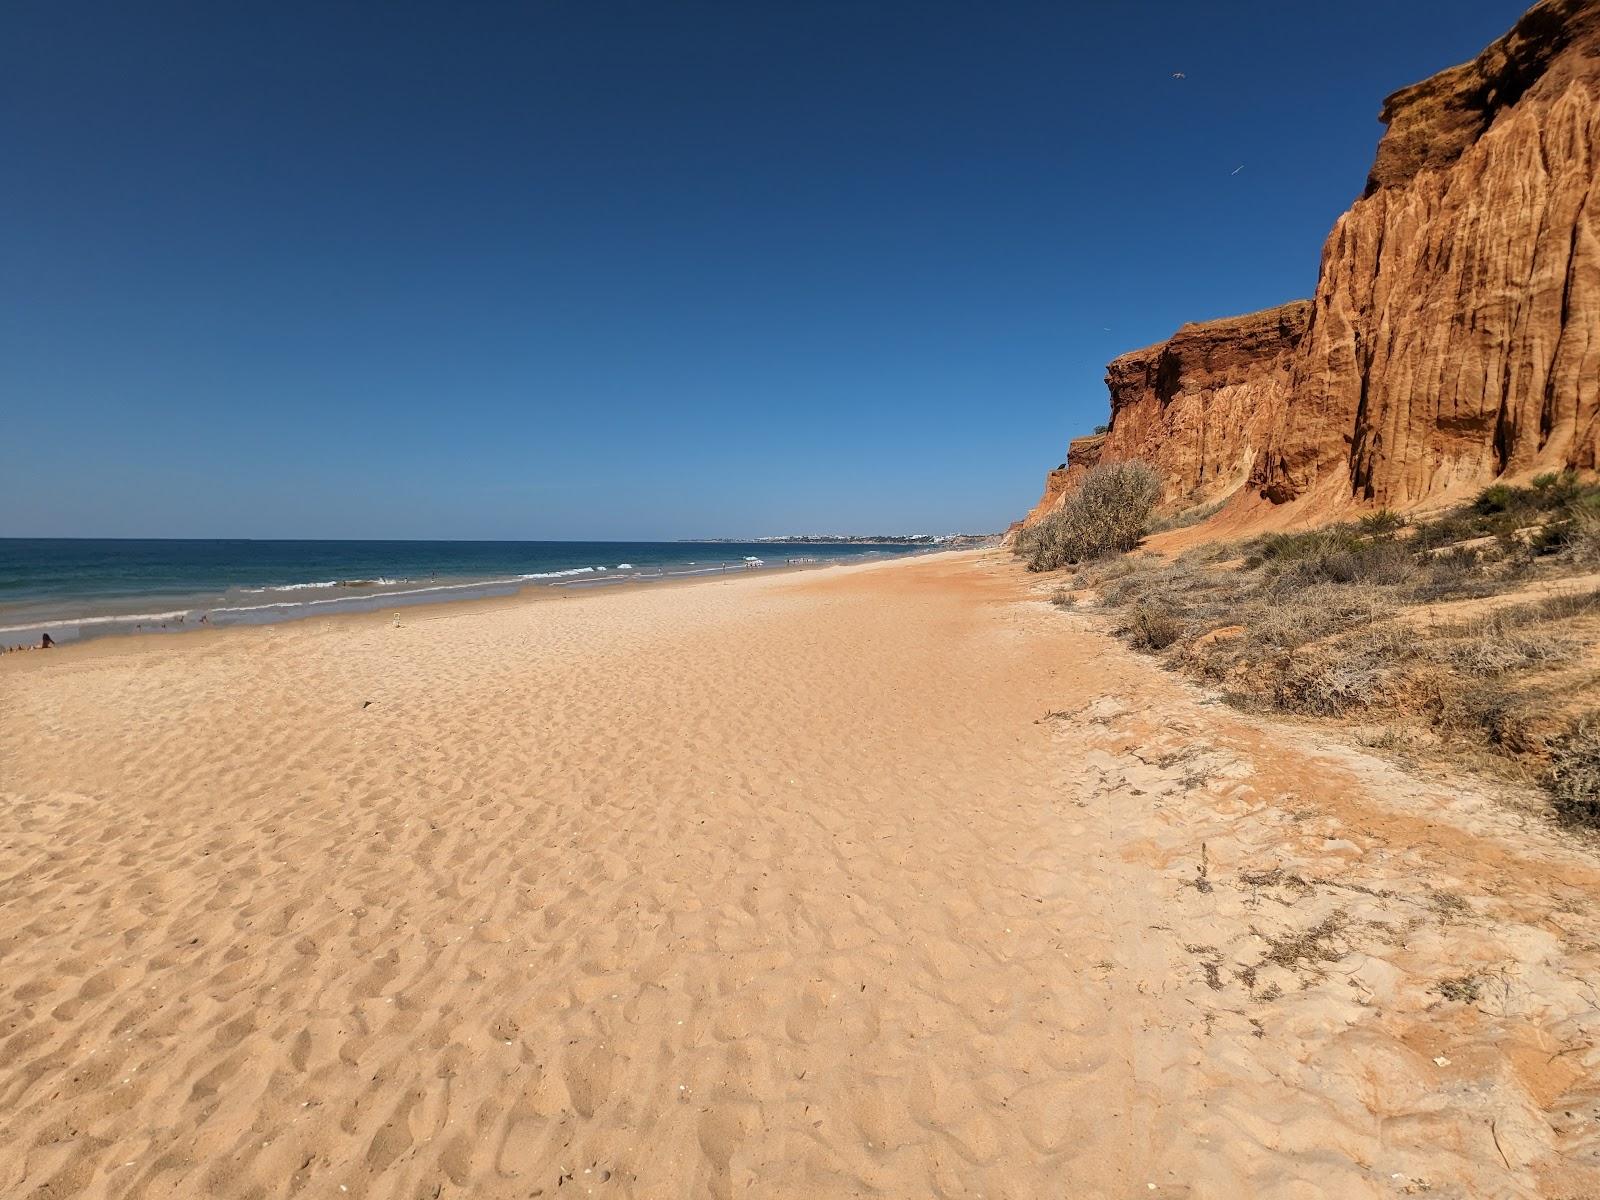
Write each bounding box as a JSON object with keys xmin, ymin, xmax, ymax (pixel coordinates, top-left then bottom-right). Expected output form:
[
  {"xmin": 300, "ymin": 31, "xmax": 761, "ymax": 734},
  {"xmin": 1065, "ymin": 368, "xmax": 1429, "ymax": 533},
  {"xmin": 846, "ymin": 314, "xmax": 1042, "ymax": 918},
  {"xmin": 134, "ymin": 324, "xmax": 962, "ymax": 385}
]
[{"xmin": 0, "ymin": 539, "xmax": 932, "ymax": 644}]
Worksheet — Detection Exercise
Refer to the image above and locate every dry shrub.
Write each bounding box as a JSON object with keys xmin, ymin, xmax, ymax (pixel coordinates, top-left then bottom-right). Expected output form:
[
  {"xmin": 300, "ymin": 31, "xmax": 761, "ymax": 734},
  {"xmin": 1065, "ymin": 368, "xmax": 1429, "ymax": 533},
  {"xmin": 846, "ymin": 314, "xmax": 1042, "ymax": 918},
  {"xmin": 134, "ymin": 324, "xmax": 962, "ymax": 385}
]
[
  {"xmin": 1549, "ymin": 715, "xmax": 1600, "ymax": 827},
  {"xmin": 1118, "ymin": 602, "xmax": 1185, "ymax": 652},
  {"xmin": 1428, "ymin": 620, "xmax": 1576, "ymax": 677},
  {"xmin": 1017, "ymin": 461, "xmax": 1163, "ymax": 571},
  {"xmin": 1564, "ymin": 509, "xmax": 1600, "ymax": 565},
  {"xmin": 1272, "ymin": 654, "xmax": 1384, "ymax": 716},
  {"xmin": 1266, "ymin": 539, "xmax": 1415, "ymax": 589}
]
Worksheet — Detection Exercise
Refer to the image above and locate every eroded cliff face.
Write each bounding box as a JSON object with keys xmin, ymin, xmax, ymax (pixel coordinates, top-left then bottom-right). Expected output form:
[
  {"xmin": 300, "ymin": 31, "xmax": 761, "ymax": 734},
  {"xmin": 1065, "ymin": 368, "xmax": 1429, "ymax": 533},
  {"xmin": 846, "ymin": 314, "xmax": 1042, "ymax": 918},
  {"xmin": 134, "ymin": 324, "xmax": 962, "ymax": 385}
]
[
  {"xmin": 1023, "ymin": 304, "xmax": 1309, "ymax": 525},
  {"xmin": 1023, "ymin": 0, "xmax": 1600, "ymax": 530},
  {"xmin": 1258, "ymin": 0, "xmax": 1600, "ymax": 509}
]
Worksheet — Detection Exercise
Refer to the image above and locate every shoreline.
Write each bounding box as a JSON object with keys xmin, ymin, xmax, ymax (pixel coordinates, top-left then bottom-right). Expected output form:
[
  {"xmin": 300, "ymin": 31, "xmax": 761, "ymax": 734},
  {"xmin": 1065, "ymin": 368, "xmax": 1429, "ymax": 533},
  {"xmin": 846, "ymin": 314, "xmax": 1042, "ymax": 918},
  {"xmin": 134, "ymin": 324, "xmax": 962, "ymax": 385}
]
[{"xmin": 0, "ymin": 546, "xmax": 977, "ymax": 667}]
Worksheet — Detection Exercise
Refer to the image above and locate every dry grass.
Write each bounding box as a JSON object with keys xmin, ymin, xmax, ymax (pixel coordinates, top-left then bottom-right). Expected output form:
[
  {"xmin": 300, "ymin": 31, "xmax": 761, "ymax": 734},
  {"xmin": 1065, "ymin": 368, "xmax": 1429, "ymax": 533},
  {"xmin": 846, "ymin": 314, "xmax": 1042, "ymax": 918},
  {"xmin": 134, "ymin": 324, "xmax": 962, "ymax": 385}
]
[
  {"xmin": 1549, "ymin": 715, "xmax": 1600, "ymax": 828},
  {"xmin": 1031, "ymin": 475, "xmax": 1600, "ymax": 826},
  {"xmin": 1260, "ymin": 911, "xmax": 1349, "ymax": 972}
]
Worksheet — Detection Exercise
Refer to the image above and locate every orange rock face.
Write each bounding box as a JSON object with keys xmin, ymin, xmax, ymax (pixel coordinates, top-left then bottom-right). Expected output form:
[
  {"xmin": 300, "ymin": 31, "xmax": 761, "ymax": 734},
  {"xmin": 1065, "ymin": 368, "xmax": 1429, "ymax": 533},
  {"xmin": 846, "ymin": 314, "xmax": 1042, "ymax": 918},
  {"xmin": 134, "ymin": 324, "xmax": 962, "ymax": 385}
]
[
  {"xmin": 1023, "ymin": 305, "xmax": 1309, "ymax": 525},
  {"xmin": 1023, "ymin": 0, "xmax": 1600, "ymax": 530}
]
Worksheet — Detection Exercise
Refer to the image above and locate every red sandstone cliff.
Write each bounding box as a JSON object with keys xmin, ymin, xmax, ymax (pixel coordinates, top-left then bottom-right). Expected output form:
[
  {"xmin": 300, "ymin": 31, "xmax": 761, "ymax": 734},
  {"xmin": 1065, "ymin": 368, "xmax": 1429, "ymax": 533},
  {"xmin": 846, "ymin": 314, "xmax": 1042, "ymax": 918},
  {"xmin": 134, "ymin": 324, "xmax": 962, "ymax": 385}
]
[
  {"xmin": 1023, "ymin": 0, "xmax": 1600, "ymax": 530},
  {"xmin": 1023, "ymin": 304, "xmax": 1310, "ymax": 525}
]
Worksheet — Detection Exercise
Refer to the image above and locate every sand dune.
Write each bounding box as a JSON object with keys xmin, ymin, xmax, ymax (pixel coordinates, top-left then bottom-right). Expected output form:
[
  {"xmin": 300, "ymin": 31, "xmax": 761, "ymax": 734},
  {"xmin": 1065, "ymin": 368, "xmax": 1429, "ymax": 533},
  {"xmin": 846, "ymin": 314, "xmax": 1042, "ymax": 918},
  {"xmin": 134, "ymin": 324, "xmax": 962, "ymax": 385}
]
[{"xmin": 3, "ymin": 551, "xmax": 1598, "ymax": 1198}]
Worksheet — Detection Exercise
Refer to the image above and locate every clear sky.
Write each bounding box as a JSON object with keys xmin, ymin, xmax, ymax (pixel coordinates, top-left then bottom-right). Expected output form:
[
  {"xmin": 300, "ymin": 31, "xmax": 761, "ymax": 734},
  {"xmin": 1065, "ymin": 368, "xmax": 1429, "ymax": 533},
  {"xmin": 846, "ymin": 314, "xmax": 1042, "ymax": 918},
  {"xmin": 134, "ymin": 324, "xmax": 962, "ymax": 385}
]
[{"xmin": 4, "ymin": 1, "xmax": 1527, "ymax": 539}]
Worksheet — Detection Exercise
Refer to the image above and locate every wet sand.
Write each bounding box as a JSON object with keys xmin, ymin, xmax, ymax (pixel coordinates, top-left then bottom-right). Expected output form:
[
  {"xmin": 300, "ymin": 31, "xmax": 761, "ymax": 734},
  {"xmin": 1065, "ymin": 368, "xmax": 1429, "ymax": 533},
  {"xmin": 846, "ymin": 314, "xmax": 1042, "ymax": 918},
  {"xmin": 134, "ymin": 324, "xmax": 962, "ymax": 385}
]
[{"xmin": 3, "ymin": 550, "xmax": 1598, "ymax": 1198}]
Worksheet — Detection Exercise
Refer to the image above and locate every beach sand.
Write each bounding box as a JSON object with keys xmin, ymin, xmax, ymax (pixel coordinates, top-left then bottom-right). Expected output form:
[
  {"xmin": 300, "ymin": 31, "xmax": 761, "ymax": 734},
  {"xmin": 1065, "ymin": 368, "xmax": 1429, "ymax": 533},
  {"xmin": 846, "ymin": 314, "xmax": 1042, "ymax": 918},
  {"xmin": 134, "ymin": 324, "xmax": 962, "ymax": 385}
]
[{"xmin": 3, "ymin": 550, "xmax": 1598, "ymax": 1198}]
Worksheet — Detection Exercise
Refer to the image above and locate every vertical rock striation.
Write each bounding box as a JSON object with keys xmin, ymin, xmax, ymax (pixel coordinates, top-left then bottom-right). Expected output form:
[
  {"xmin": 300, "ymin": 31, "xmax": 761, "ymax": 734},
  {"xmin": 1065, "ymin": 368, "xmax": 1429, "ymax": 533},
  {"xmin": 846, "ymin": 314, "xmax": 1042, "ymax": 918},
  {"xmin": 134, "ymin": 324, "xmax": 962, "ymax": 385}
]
[
  {"xmin": 1259, "ymin": 0, "xmax": 1600, "ymax": 509},
  {"xmin": 1023, "ymin": 0, "xmax": 1600, "ymax": 530}
]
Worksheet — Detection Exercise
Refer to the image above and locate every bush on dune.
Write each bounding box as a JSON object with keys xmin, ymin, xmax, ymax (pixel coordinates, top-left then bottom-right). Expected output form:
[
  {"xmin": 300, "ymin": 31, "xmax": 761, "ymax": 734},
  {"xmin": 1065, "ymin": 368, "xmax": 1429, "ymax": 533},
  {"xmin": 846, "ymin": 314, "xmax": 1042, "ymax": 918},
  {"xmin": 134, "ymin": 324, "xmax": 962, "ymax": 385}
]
[{"xmin": 1016, "ymin": 461, "xmax": 1163, "ymax": 572}]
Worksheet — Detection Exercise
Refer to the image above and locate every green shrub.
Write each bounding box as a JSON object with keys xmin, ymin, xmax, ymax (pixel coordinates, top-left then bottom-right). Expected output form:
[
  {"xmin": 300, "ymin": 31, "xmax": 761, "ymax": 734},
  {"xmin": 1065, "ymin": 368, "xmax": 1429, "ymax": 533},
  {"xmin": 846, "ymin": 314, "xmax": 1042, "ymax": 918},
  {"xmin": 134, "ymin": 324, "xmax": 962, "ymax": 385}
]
[
  {"xmin": 1016, "ymin": 461, "xmax": 1163, "ymax": 571},
  {"xmin": 1473, "ymin": 472, "xmax": 1589, "ymax": 518},
  {"xmin": 1358, "ymin": 509, "xmax": 1405, "ymax": 534},
  {"xmin": 1411, "ymin": 514, "xmax": 1485, "ymax": 551},
  {"xmin": 1265, "ymin": 537, "xmax": 1415, "ymax": 589},
  {"xmin": 1473, "ymin": 483, "xmax": 1521, "ymax": 515},
  {"xmin": 1249, "ymin": 526, "xmax": 1364, "ymax": 564}
]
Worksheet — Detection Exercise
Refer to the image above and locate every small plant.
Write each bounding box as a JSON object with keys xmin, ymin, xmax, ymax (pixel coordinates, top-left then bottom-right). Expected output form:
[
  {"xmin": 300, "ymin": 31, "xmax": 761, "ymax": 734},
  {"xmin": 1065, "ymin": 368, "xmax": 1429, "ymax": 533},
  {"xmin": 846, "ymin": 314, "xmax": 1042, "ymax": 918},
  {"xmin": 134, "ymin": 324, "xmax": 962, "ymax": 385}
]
[
  {"xmin": 1358, "ymin": 509, "xmax": 1405, "ymax": 534},
  {"xmin": 1049, "ymin": 588, "xmax": 1076, "ymax": 608},
  {"xmin": 1092, "ymin": 423, "xmax": 1110, "ymax": 435},
  {"xmin": 1118, "ymin": 602, "xmax": 1184, "ymax": 651},
  {"xmin": 1261, "ymin": 911, "xmax": 1349, "ymax": 971},
  {"xmin": 1433, "ymin": 974, "xmax": 1482, "ymax": 1003}
]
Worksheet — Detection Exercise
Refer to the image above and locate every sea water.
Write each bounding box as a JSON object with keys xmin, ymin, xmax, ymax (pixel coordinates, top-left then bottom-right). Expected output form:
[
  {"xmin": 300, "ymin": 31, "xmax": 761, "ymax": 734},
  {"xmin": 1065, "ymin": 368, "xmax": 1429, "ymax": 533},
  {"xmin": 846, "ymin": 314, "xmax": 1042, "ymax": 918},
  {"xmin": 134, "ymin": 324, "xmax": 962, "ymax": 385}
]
[{"xmin": 0, "ymin": 539, "xmax": 928, "ymax": 645}]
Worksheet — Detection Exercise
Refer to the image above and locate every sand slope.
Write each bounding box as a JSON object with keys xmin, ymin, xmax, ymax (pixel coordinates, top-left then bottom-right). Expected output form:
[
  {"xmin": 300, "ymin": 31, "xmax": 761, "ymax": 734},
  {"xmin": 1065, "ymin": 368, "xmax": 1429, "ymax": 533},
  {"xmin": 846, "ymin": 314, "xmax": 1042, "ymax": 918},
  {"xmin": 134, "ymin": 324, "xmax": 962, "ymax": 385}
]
[{"xmin": 2, "ymin": 552, "xmax": 1597, "ymax": 1198}]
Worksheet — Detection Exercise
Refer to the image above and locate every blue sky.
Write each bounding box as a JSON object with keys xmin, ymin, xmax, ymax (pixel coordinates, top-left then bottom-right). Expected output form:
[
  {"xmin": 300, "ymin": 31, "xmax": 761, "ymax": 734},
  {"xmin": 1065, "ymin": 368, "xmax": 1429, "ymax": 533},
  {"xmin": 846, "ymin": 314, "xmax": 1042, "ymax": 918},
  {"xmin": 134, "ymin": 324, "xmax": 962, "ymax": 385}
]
[{"xmin": 4, "ymin": 1, "xmax": 1525, "ymax": 539}]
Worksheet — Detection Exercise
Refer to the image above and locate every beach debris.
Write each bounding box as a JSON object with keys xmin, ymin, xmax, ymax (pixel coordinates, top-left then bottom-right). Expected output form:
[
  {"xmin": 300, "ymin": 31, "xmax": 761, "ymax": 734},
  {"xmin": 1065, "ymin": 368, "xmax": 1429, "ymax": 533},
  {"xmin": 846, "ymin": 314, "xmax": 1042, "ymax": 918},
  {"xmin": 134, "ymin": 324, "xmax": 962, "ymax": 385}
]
[
  {"xmin": 392, "ymin": 613, "xmax": 401, "ymax": 627},
  {"xmin": 361, "ymin": 700, "xmax": 373, "ymax": 709},
  {"xmin": 1433, "ymin": 1055, "xmax": 1451, "ymax": 1067}
]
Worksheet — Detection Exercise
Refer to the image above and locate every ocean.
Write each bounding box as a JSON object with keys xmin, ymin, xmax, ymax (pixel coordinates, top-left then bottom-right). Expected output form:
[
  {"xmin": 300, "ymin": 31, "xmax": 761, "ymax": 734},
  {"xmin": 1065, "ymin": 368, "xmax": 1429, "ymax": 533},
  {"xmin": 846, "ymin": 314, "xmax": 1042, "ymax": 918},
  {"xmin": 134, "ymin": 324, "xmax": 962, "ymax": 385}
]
[{"xmin": 0, "ymin": 538, "xmax": 933, "ymax": 646}]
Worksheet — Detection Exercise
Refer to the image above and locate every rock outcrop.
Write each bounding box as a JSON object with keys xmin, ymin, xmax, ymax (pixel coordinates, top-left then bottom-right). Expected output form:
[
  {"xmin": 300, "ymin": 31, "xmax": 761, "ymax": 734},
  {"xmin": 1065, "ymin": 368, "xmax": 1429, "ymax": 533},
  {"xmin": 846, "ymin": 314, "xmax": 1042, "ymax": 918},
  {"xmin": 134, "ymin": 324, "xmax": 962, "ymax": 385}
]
[
  {"xmin": 1023, "ymin": 0, "xmax": 1600, "ymax": 529},
  {"xmin": 1027, "ymin": 303, "xmax": 1311, "ymax": 525}
]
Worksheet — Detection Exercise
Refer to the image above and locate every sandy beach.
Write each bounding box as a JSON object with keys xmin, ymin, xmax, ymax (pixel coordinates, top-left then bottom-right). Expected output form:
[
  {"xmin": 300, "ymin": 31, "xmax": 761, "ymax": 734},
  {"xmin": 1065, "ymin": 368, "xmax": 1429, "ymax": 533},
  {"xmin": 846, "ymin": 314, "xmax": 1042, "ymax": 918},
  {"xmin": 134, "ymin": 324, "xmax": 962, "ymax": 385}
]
[{"xmin": 4, "ymin": 549, "xmax": 1599, "ymax": 1199}]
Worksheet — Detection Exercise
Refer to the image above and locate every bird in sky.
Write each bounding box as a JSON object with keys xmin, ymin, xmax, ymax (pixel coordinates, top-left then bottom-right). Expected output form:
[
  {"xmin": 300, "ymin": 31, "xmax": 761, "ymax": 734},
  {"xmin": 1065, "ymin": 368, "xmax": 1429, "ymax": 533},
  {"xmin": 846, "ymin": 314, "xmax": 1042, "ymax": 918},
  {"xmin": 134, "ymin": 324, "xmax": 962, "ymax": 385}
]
[
  {"xmin": 1172, "ymin": 71, "xmax": 1186, "ymax": 79},
  {"xmin": 1231, "ymin": 164, "xmax": 1244, "ymax": 175}
]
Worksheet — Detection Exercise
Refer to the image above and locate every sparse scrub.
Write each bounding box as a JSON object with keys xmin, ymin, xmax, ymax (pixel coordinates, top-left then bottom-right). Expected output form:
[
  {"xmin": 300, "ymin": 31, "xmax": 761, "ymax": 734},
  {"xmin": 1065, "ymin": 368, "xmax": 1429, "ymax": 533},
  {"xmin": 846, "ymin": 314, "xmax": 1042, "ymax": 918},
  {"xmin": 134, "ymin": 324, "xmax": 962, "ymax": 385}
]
[
  {"xmin": 1428, "ymin": 624, "xmax": 1574, "ymax": 677},
  {"xmin": 1269, "ymin": 538, "xmax": 1415, "ymax": 588},
  {"xmin": 1015, "ymin": 461, "xmax": 1163, "ymax": 571},
  {"xmin": 1031, "ymin": 473, "xmax": 1600, "ymax": 827},
  {"xmin": 1148, "ymin": 497, "xmax": 1229, "ymax": 534}
]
